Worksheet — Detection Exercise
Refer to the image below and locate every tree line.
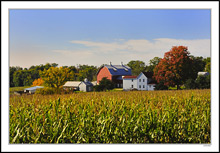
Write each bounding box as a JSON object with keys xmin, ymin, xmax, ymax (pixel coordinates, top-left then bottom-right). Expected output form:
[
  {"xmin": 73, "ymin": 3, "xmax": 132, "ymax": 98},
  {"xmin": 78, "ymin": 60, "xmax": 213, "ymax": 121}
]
[
  {"xmin": 10, "ymin": 46, "xmax": 211, "ymax": 90},
  {"xmin": 10, "ymin": 63, "xmax": 98, "ymax": 87}
]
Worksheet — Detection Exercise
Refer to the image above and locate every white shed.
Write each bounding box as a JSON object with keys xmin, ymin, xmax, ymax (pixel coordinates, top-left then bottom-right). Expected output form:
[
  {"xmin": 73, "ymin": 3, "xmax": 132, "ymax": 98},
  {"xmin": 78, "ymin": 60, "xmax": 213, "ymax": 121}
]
[
  {"xmin": 24, "ymin": 86, "xmax": 44, "ymax": 94},
  {"xmin": 63, "ymin": 78, "xmax": 93, "ymax": 92}
]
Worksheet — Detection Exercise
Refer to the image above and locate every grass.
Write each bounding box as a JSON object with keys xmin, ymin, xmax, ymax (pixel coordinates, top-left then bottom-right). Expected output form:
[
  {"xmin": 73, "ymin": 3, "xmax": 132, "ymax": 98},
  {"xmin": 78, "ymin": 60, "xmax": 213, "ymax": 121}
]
[
  {"xmin": 9, "ymin": 89, "xmax": 210, "ymax": 143},
  {"xmin": 9, "ymin": 86, "xmax": 31, "ymax": 95}
]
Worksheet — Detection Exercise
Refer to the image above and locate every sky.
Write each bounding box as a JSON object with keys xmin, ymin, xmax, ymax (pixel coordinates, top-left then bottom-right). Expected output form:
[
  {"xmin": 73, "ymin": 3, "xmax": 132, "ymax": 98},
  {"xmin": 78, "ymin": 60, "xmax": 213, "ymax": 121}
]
[{"xmin": 9, "ymin": 9, "xmax": 211, "ymax": 68}]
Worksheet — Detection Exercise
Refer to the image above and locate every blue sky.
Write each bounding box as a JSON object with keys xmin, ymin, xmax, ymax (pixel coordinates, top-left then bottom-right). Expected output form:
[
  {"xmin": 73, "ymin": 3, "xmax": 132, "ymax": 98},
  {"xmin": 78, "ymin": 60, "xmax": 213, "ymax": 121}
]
[{"xmin": 10, "ymin": 9, "xmax": 211, "ymax": 68}]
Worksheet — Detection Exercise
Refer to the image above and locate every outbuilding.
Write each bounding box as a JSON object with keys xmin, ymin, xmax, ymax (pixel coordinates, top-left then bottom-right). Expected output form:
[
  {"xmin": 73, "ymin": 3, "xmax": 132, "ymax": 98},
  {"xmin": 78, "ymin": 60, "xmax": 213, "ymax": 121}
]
[
  {"xmin": 24, "ymin": 86, "xmax": 44, "ymax": 94},
  {"xmin": 63, "ymin": 78, "xmax": 93, "ymax": 92}
]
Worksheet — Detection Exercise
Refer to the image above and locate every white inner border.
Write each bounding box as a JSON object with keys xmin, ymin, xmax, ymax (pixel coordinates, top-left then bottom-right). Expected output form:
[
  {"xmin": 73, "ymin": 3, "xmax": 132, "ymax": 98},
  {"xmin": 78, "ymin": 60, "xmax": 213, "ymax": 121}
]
[{"xmin": 2, "ymin": 1, "xmax": 219, "ymax": 152}]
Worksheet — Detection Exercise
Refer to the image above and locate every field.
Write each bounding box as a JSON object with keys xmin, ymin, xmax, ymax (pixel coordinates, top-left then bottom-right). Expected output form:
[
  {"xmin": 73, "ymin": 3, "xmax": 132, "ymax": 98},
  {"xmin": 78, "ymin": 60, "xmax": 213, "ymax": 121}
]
[{"xmin": 9, "ymin": 89, "xmax": 210, "ymax": 143}]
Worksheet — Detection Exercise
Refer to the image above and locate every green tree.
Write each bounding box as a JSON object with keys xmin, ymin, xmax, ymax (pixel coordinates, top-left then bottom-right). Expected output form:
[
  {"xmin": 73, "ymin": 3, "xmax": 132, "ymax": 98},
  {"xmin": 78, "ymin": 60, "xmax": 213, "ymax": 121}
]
[
  {"xmin": 184, "ymin": 79, "xmax": 197, "ymax": 89},
  {"xmin": 13, "ymin": 70, "xmax": 24, "ymax": 87},
  {"xmin": 189, "ymin": 56, "xmax": 206, "ymax": 80},
  {"xmin": 40, "ymin": 67, "xmax": 73, "ymax": 90},
  {"xmin": 10, "ymin": 66, "xmax": 22, "ymax": 87},
  {"xmin": 154, "ymin": 81, "xmax": 168, "ymax": 90},
  {"xmin": 94, "ymin": 77, "xmax": 115, "ymax": 91},
  {"xmin": 78, "ymin": 66, "xmax": 98, "ymax": 81},
  {"xmin": 22, "ymin": 70, "xmax": 34, "ymax": 86},
  {"xmin": 203, "ymin": 57, "xmax": 211, "ymax": 73},
  {"xmin": 195, "ymin": 75, "xmax": 210, "ymax": 89},
  {"xmin": 147, "ymin": 57, "xmax": 161, "ymax": 72},
  {"xmin": 127, "ymin": 60, "xmax": 147, "ymax": 76}
]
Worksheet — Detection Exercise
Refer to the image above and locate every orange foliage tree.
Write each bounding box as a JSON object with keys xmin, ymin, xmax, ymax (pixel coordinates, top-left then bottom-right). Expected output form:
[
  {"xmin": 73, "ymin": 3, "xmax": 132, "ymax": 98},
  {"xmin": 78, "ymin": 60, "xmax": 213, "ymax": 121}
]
[
  {"xmin": 32, "ymin": 78, "xmax": 44, "ymax": 86},
  {"xmin": 153, "ymin": 46, "xmax": 193, "ymax": 90}
]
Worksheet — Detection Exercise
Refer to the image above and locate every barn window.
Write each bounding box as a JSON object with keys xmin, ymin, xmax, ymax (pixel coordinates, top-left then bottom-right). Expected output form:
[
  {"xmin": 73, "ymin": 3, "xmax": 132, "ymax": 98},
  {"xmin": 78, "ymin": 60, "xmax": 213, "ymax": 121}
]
[
  {"xmin": 143, "ymin": 79, "xmax": 145, "ymax": 82},
  {"xmin": 139, "ymin": 79, "xmax": 141, "ymax": 82},
  {"xmin": 143, "ymin": 85, "xmax": 145, "ymax": 88},
  {"xmin": 132, "ymin": 79, "xmax": 133, "ymax": 82},
  {"xmin": 131, "ymin": 85, "xmax": 133, "ymax": 88},
  {"xmin": 139, "ymin": 85, "xmax": 141, "ymax": 88}
]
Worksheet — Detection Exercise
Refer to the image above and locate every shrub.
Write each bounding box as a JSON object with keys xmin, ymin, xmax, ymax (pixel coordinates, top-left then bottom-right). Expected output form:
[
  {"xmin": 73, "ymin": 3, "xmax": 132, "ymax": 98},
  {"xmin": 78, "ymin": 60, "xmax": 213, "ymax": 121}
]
[
  {"xmin": 154, "ymin": 81, "xmax": 168, "ymax": 90},
  {"xmin": 195, "ymin": 75, "xmax": 210, "ymax": 89},
  {"xmin": 35, "ymin": 87, "xmax": 55, "ymax": 95},
  {"xmin": 184, "ymin": 79, "xmax": 197, "ymax": 89},
  {"xmin": 94, "ymin": 77, "xmax": 115, "ymax": 91}
]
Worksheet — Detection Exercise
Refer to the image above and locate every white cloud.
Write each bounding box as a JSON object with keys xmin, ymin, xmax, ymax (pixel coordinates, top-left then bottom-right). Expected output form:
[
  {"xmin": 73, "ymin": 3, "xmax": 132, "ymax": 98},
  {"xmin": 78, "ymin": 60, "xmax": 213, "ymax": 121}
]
[
  {"xmin": 51, "ymin": 38, "xmax": 210, "ymax": 66},
  {"xmin": 69, "ymin": 38, "xmax": 210, "ymax": 55},
  {"xmin": 10, "ymin": 38, "xmax": 210, "ymax": 68}
]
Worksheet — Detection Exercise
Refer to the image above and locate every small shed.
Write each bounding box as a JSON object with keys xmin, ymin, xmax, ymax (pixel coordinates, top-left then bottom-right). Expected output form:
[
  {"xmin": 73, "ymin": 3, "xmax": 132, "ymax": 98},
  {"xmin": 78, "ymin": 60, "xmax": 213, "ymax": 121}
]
[
  {"xmin": 79, "ymin": 79, "xmax": 93, "ymax": 92},
  {"xmin": 63, "ymin": 78, "xmax": 93, "ymax": 92},
  {"xmin": 63, "ymin": 81, "xmax": 82, "ymax": 90},
  {"xmin": 24, "ymin": 86, "xmax": 44, "ymax": 94}
]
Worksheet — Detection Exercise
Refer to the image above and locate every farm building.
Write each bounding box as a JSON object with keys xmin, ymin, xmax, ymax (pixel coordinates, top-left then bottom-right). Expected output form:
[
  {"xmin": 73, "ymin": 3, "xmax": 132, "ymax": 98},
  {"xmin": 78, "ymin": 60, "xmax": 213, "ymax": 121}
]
[
  {"xmin": 97, "ymin": 62, "xmax": 132, "ymax": 88},
  {"xmin": 63, "ymin": 78, "xmax": 93, "ymax": 92},
  {"xmin": 91, "ymin": 81, "xmax": 97, "ymax": 86},
  {"xmin": 198, "ymin": 72, "xmax": 210, "ymax": 76},
  {"xmin": 122, "ymin": 72, "xmax": 156, "ymax": 91},
  {"xmin": 24, "ymin": 86, "xmax": 44, "ymax": 94}
]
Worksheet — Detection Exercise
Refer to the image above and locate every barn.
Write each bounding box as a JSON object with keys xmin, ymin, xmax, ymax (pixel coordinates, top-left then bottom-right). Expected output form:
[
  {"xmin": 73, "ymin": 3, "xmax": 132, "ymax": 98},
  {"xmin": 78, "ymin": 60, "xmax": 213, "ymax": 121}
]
[{"xmin": 97, "ymin": 62, "xmax": 132, "ymax": 88}]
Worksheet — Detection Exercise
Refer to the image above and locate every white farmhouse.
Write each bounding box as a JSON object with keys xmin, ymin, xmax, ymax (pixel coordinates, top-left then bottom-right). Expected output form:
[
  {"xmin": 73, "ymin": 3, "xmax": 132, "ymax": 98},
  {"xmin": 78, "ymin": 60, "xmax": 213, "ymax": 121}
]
[{"xmin": 123, "ymin": 72, "xmax": 156, "ymax": 91}]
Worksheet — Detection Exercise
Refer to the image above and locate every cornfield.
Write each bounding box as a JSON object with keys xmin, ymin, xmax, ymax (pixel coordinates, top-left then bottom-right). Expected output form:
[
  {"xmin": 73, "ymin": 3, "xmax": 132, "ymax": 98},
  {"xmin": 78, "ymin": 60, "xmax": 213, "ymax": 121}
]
[{"xmin": 9, "ymin": 89, "xmax": 210, "ymax": 143}]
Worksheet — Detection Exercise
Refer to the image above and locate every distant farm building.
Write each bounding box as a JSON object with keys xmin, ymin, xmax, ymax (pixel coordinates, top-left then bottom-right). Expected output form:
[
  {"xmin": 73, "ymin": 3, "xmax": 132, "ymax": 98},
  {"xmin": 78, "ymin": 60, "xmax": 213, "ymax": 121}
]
[
  {"xmin": 97, "ymin": 62, "xmax": 132, "ymax": 88},
  {"xmin": 198, "ymin": 72, "xmax": 210, "ymax": 76},
  {"xmin": 24, "ymin": 86, "xmax": 44, "ymax": 94},
  {"xmin": 63, "ymin": 78, "xmax": 93, "ymax": 92},
  {"xmin": 91, "ymin": 81, "xmax": 97, "ymax": 86},
  {"xmin": 123, "ymin": 72, "xmax": 156, "ymax": 91}
]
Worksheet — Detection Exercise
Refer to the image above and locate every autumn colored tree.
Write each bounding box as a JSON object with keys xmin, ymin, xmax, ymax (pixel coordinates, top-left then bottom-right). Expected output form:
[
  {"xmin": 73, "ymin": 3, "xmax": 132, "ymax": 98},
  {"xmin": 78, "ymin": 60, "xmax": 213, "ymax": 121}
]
[
  {"xmin": 32, "ymin": 78, "xmax": 44, "ymax": 86},
  {"xmin": 153, "ymin": 46, "xmax": 193, "ymax": 90},
  {"xmin": 40, "ymin": 67, "xmax": 74, "ymax": 90}
]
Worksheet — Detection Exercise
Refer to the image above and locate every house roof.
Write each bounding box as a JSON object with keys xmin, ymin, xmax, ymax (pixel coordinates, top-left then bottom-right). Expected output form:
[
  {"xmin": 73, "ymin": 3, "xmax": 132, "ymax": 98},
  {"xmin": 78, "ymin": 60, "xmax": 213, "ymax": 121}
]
[
  {"xmin": 64, "ymin": 81, "xmax": 93, "ymax": 87},
  {"xmin": 97, "ymin": 64, "xmax": 132, "ymax": 76},
  {"xmin": 82, "ymin": 81, "xmax": 93, "ymax": 86},
  {"xmin": 142, "ymin": 72, "xmax": 153, "ymax": 78},
  {"xmin": 63, "ymin": 81, "xmax": 82, "ymax": 87},
  {"xmin": 123, "ymin": 75, "xmax": 137, "ymax": 79}
]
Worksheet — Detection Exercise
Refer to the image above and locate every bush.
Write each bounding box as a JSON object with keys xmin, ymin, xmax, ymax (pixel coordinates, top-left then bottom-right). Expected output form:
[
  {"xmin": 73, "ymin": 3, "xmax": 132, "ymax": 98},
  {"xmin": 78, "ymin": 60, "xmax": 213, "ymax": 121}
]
[
  {"xmin": 35, "ymin": 87, "xmax": 55, "ymax": 95},
  {"xmin": 94, "ymin": 77, "xmax": 115, "ymax": 91},
  {"xmin": 154, "ymin": 81, "xmax": 168, "ymax": 90},
  {"xmin": 184, "ymin": 79, "xmax": 197, "ymax": 89},
  {"xmin": 195, "ymin": 75, "xmax": 210, "ymax": 89}
]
